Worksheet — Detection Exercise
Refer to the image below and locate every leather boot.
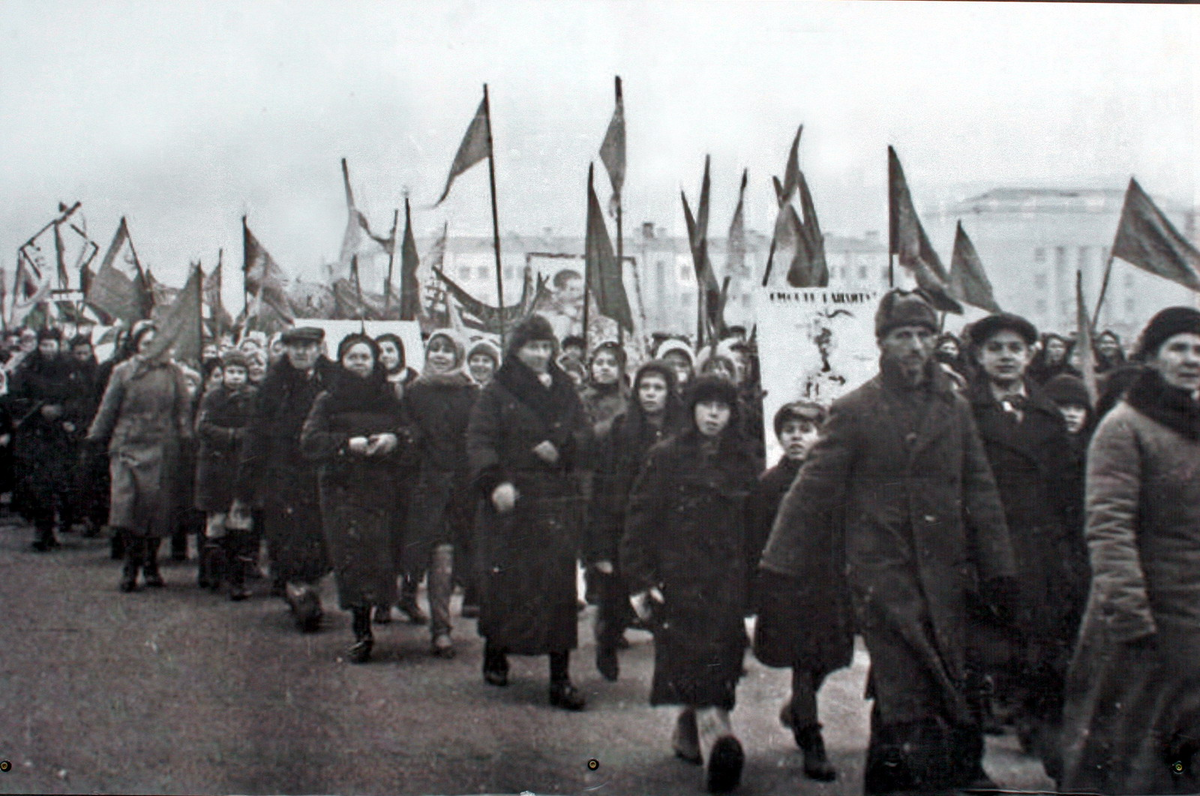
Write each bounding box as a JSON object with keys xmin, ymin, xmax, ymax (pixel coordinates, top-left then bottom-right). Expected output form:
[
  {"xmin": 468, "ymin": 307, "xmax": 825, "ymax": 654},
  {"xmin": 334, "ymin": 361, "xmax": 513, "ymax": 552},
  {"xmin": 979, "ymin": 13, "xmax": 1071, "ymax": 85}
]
[
  {"xmin": 347, "ymin": 607, "xmax": 373, "ymax": 663},
  {"xmin": 428, "ymin": 544, "xmax": 455, "ymax": 658},
  {"xmin": 697, "ymin": 706, "xmax": 743, "ymax": 793},
  {"xmin": 227, "ymin": 534, "xmax": 249, "ymax": 602},
  {"xmin": 142, "ymin": 538, "xmax": 165, "ymax": 587},
  {"xmin": 548, "ymin": 651, "xmax": 585, "ymax": 710},
  {"xmin": 795, "ymin": 724, "xmax": 837, "ymax": 782},
  {"xmin": 397, "ymin": 574, "xmax": 428, "ymax": 625},
  {"xmin": 483, "ymin": 643, "xmax": 509, "ymax": 686},
  {"xmin": 199, "ymin": 536, "xmax": 224, "ymax": 590},
  {"xmin": 120, "ymin": 535, "xmax": 143, "ymax": 592},
  {"xmin": 672, "ymin": 707, "xmax": 702, "ymax": 764}
]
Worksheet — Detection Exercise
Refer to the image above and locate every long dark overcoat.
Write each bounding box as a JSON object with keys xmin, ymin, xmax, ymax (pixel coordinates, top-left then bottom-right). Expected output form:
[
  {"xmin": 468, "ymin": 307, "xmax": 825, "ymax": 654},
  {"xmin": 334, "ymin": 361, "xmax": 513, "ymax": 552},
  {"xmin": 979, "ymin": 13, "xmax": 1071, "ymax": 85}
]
[
  {"xmin": 621, "ymin": 429, "xmax": 760, "ymax": 710},
  {"xmin": 1061, "ymin": 370, "xmax": 1200, "ymax": 795},
  {"xmin": 10, "ymin": 352, "xmax": 78, "ymax": 514},
  {"xmin": 760, "ymin": 366, "xmax": 1014, "ymax": 729},
  {"xmin": 87, "ymin": 356, "xmax": 192, "ymax": 538},
  {"xmin": 301, "ymin": 382, "xmax": 414, "ymax": 610},
  {"xmin": 466, "ymin": 358, "xmax": 589, "ymax": 656},
  {"xmin": 193, "ymin": 384, "xmax": 256, "ymax": 513},
  {"xmin": 237, "ymin": 357, "xmax": 336, "ymax": 583}
]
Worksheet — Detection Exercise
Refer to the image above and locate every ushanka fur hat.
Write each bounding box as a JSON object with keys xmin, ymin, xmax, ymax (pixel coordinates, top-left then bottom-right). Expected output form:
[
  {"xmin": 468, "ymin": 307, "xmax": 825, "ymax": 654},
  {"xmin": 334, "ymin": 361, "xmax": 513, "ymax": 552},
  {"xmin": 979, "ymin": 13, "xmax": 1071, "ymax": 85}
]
[
  {"xmin": 1134, "ymin": 306, "xmax": 1200, "ymax": 361},
  {"xmin": 874, "ymin": 290, "xmax": 938, "ymax": 337}
]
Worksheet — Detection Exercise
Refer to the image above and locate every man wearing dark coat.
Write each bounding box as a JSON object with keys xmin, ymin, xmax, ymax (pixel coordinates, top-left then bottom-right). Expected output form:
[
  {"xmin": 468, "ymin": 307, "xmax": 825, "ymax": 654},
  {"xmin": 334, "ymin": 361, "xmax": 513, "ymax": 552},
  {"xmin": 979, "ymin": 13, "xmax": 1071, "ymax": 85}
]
[
  {"xmin": 759, "ymin": 289, "xmax": 1017, "ymax": 795},
  {"xmin": 965, "ymin": 313, "xmax": 1087, "ymax": 782},
  {"xmin": 236, "ymin": 327, "xmax": 336, "ymax": 631}
]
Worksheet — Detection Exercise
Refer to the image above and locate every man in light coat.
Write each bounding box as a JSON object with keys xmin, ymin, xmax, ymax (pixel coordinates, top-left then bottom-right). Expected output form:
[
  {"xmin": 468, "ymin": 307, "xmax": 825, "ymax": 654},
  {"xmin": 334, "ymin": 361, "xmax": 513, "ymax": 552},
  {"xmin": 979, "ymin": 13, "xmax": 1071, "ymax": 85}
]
[{"xmin": 759, "ymin": 289, "xmax": 1017, "ymax": 795}]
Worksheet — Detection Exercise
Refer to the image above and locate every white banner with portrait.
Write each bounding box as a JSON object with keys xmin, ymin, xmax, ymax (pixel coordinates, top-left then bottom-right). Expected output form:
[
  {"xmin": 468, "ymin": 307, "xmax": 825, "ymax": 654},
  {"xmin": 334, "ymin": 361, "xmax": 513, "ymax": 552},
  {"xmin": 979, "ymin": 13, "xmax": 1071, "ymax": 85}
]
[{"xmin": 757, "ymin": 288, "xmax": 881, "ymax": 465}]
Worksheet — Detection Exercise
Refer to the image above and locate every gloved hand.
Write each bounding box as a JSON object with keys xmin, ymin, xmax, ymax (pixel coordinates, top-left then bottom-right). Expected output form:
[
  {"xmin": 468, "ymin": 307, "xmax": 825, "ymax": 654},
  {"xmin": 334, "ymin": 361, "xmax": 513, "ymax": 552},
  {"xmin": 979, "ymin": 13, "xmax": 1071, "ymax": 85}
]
[
  {"xmin": 629, "ymin": 587, "xmax": 664, "ymax": 623},
  {"xmin": 981, "ymin": 575, "xmax": 1021, "ymax": 624}
]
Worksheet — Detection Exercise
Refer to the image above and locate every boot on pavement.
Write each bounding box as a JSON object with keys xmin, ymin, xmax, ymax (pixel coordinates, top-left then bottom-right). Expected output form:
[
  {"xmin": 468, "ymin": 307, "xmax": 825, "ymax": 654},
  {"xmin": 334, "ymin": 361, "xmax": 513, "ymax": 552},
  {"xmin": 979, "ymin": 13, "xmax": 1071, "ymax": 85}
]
[
  {"xmin": 142, "ymin": 537, "xmax": 165, "ymax": 587},
  {"xmin": 397, "ymin": 574, "xmax": 427, "ymax": 625},
  {"xmin": 794, "ymin": 723, "xmax": 837, "ymax": 781},
  {"xmin": 697, "ymin": 706, "xmax": 743, "ymax": 793},
  {"xmin": 347, "ymin": 606, "xmax": 373, "ymax": 663},
  {"xmin": 120, "ymin": 535, "xmax": 143, "ymax": 593},
  {"xmin": 227, "ymin": 534, "xmax": 251, "ymax": 602},
  {"xmin": 428, "ymin": 544, "xmax": 455, "ymax": 654},
  {"xmin": 672, "ymin": 707, "xmax": 702, "ymax": 764}
]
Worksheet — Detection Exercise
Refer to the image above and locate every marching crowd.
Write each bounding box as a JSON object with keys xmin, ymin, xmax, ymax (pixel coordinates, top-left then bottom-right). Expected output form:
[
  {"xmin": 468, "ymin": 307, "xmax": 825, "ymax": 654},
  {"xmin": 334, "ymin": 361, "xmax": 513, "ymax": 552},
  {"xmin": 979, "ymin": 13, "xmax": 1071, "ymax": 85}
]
[{"xmin": 3, "ymin": 290, "xmax": 1199, "ymax": 795}]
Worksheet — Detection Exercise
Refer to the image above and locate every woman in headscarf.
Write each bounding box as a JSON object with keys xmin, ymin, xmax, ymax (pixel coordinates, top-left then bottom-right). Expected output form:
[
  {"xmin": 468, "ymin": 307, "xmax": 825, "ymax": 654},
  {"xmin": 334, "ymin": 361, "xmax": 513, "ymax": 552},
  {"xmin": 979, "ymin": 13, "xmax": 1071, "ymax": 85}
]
[
  {"xmin": 466, "ymin": 315, "xmax": 592, "ymax": 710},
  {"xmin": 1061, "ymin": 307, "xmax": 1200, "ymax": 794},
  {"xmin": 399, "ymin": 329, "xmax": 478, "ymax": 657},
  {"xmin": 655, "ymin": 338, "xmax": 695, "ymax": 392},
  {"xmin": 301, "ymin": 333, "xmax": 415, "ymax": 663},
  {"xmin": 376, "ymin": 333, "xmax": 420, "ymax": 400},
  {"xmin": 466, "ymin": 339, "xmax": 501, "ymax": 388},
  {"xmin": 578, "ymin": 341, "xmax": 629, "ymax": 438},
  {"xmin": 1093, "ymin": 329, "xmax": 1127, "ymax": 375},
  {"xmin": 621, "ymin": 375, "xmax": 761, "ymax": 793},
  {"xmin": 1027, "ymin": 332, "xmax": 1080, "ymax": 385},
  {"xmin": 87, "ymin": 321, "xmax": 193, "ymax": 591}
]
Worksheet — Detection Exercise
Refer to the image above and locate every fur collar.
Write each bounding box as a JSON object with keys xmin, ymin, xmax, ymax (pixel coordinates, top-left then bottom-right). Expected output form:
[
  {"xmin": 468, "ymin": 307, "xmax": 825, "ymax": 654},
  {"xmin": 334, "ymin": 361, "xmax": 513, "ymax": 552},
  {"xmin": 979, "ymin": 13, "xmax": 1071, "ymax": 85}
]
[
  {"xmin": 494, "ymin": 357, "xmax": 577, "ymax": 421},
  {"xmin": 1125, "ymin": 367, "xmax": 1200, "ymax": 441}
]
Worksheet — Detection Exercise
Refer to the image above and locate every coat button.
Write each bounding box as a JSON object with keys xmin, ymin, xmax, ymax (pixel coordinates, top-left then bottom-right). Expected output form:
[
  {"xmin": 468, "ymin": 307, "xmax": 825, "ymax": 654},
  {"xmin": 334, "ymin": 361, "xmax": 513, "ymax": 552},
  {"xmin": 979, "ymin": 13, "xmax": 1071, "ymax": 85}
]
[{"xmin": 924, "ymin": 515, "xmax": 936, "ymax": 523}]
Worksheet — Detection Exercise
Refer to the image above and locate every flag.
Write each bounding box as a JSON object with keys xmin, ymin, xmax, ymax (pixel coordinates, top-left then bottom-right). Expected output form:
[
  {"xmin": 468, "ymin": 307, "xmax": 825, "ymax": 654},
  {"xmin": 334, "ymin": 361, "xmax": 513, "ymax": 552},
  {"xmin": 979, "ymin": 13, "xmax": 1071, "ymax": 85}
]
[
  {"xmin": 242, "ymin": 218, "xmax": 295, "ymax": 323},
  {"xmin": 433, "ymin": 266, "xmax": 539, "ymax": 335},
  {"xmin": 888, "ymin": 146, "xmax": 962, "ymax": 313},
  {"xmin": 599, "ymin": 75, "xmax": 625, "ymax": 207},
  {"xmin": 1111, "ymin": 177, "xmax": 1200, "ymax": 291},
  {"xmin": 203, "ymin": 256, "xmax": 233, "ymax": 336},
  {"xmin": 398, "ymin": 199, "xmax": 421, "ymax": 321},
  {"xmin": 586, "ymin": 164, "xmax": 634, "ymax": 331},
  {"xmin": 949, "ymin": 221, "xmax": 1001, "ymax": 313},
  {"xmin": 681, "ymin": 156, "xmax": 724, "ymax": 342},
  {"xmin": 10, "ymin": 248, "xmax": 52, "ymax": 326},
  {"xmin": 781, "ymin": 125, "xmax": 803, "ymax": 202},
  {"xmin": 791, "ymin": 170, "xmax": 829, "ymax": 287},
  {"xmin": 335, "ymin": 159, "xmax": 390, "ymax": 282},
  {"xmin": 85, "ymin": 217, "xmax": 153, "ymax": 323},
  {"xmin": 419, "ymin": 223, "xmax": 451, "ymax": 331},
  {"xmin": 726, "ymin": 169, "xmax": 748, "ymax": 277},
  {"xmin": 145, "ymin": 264, "xmax": 202, "ymax": 363},
  {"xmin": 1076, "ymin": 271, "xmax": 1099, "ymax": 405},
  {"xmin": 434, "ymin": 92, "xmax": 492, "ymax": 206}
]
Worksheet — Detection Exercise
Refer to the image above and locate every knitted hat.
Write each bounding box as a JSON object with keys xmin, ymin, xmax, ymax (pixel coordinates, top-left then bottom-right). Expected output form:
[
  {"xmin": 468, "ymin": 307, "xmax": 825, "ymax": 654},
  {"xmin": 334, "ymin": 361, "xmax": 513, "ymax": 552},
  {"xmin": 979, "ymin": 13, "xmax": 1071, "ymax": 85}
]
[
  {"xmin": 655, "ymin": 338, "xmax": 695, "ymax": 365},
  {"xmin": 968, "ymin": 312, "xmax": 1039, "ymax": 347},
  {"xmin": 1043, "ymin": 374, "xmax": 1091, "ymax": 409},
  {"xmin": 505, "ymin": 314, "xmax": 558, "ymax": 360},
  {"xmin": 773, "ymin": 401, "xmax": 826, "ymax": 437},
  {"xmin": 1134, "ymin": 307, "xmax": 1200, "ymax": 361},
  {"xmin": 467, "ymin": 338, "xmax": 501, "ymax": 366},
  {"xmin": 874, "ymin": 290, "xmax": 938, "ymax": 337},
  {"xmin": 424, "ymin": 329, "xmax": 467, "ymax": 373}
]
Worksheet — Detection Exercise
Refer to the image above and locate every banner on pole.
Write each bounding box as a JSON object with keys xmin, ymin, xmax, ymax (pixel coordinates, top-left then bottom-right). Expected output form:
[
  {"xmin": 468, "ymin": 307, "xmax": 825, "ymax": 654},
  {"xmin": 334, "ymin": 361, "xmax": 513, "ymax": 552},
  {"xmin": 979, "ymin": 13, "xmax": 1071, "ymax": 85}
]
[{"xmin": 756, "ymin": 287, "xmax": 881, "ymax": 464}]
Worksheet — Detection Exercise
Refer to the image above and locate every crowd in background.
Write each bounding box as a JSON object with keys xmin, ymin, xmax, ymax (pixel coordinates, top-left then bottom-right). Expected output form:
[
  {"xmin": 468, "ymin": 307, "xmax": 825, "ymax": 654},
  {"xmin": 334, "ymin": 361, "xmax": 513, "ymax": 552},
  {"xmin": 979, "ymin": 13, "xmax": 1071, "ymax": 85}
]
[{"xmin": 1, "ymin": 294, "xmax": 1198, "ymax": 795}]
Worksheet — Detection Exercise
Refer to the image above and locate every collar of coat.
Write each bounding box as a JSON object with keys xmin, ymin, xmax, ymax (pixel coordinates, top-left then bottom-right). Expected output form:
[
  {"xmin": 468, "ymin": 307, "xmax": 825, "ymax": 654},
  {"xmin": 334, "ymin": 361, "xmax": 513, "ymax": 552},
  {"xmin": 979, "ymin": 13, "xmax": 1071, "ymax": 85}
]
[
  {"xmin": 493, "ymin": 357, "xmax": 578, "ymax": 420},
  {"xmin": 967, "ymin": 377, "xmax": 1061, "ymax": 420},
  {"xmin": 1125, "ymin": 366, "xmax": 1200, "ymax": 441}
]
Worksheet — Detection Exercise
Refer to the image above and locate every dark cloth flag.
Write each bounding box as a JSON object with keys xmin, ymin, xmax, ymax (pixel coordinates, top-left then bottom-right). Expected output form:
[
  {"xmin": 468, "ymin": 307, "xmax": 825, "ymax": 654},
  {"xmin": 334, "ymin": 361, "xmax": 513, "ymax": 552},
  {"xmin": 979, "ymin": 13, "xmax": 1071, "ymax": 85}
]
[
  {"xmin": 888, "ymin": 146, "xmax": 962, "ymax": 313},
  {"xmin": 242, "ymin": 218, "xmax": 294, "ymax": 323},
  {"xmin": 599, "ymin": 76, "xmax": 626, "ymax": 206},
  {"xmin": 949, "ymin": 221, "xmax": 1001, "ymax": 313},
  {"xmin": 203, "ymin": 258, "xmax": 233, "ymax": 336},
  {"xmin": 399, "ymin": 199, "xmax": 421, "ymax": 321},
  {"xmin": 434, "ymin": 266, "xmax": 541, "ymax": 335},
  {"xmin": 791, "ymin": 169, "xmax": 829, "ymax": 287},
  {"xmin": 434, "ymin": 94, "xmax": 492, "ymax": 206},
  {"xmin": 763, "ymin": 126, "xmax": 827, "ymax": 288},
  {"xmin": 586, "ymin": 164, "xmax": 633, "ymax": 331},
  {"xmin": 682, "ymin": 155, "xmax": 724, "ymax": 342},
  {"xmin": 1111, "ymin": 177, "xmax": 1200, "ymax": 291},
  {"xmin": 1076, "ymin": 271, "xmax": 1099, "ymax": 405},
  {"xmin": 85, "ymin": 217, "xmax": 153, "ymax": 323},
  {"xmin": 781, "ymin": 125, "xmax": 803, "ymax": 202},
  {"xmin": 726, "ymin": 169, "xmax": 748, "ymax": 277},
  {"xmin": 145, "ymin": 264, "xmax": 202, "ymax": 363}
]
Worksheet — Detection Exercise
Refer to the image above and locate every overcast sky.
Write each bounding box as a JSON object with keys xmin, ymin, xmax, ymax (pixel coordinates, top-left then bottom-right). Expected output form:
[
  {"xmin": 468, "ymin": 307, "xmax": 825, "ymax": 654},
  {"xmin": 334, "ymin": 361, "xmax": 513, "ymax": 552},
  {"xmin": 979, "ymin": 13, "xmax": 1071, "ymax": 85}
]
[{"xmin": 2, "ymin": 0, "xmax": 1196, "ymax": 290}]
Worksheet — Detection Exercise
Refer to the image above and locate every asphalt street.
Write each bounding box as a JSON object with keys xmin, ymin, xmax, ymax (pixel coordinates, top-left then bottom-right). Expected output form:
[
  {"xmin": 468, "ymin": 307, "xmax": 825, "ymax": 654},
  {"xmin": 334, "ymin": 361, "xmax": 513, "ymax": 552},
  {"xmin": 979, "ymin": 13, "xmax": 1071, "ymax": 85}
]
[{"xmin": 0, "ymin": 514, "xmax": 1056, "ymax": 796}]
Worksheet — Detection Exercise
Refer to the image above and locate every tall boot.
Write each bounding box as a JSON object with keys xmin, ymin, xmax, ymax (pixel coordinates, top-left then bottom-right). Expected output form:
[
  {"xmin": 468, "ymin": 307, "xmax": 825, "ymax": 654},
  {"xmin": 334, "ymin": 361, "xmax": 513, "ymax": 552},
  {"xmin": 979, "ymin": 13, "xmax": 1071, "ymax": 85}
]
[
  {"xmin": 120, "ymin": 535, "xmax": 143, "ymax": 592},
  {"xmin": 672, "ymin": 707, "xmax": 702, "ymax": 764},
  {"xmin": 548, "ymin": 651, "xmax": 585, "ymax": 710},
  {"xmin": 429, "ymin": 544, "xmax": 455, "ymax": 658},
  {"xmin": 347, "ymin": 606, "xmax": 373, "ymax": 663},
  {"xmin": 110, "ymin": 527, "xmax": 125, "ymax": 560},
  {"xmin": 696, "ymin": 706, "xmax": 743, "ymax": 793},
  {"xmin": 795, "ymin": 724, "xmax": 837, "ymax": 781},
  {"xmin": 226, "ymin": 533, "xmax": 249, "ymax": 602},
  {"xmin": 142, "ymin": 537, "xmax": 165, "ymax": 587}
]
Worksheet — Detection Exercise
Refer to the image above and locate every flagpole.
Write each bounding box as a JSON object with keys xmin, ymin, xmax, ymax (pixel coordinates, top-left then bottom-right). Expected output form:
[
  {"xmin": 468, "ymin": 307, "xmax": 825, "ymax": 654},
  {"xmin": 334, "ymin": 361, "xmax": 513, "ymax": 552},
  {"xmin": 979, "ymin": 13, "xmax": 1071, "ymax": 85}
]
[
  {"xmin": 384, "ymin": 207, "xmax": 400, "ymax": 314},
  {"xmin": 241, "ymin": 217, "xmax": 249, "ymax": 327},
  {"xmin": 195, "ymin": 262, "xmax": 204, "ymax": 357},
  {"xmin": 889, "ymin": 253, "xmax": 895, "ymax": 289},
  {"xmin": 483, "ymin": 84, "xmax": 506, "ymax": 349},
  {"xmin": 216, "ymin": 247, "xmax": 224, "ymax": 338},
  {"xmin": 615, "ymin": 188, "xmax": 623, "ymax": 347},
  {"xmin": 1091, "ymin": 250, "xmax": 1116, "ymax": 331},
  {"xmin": 583, "ymin": 165, "xmax": 594, "ymax": 352},
  {"xmin": 352, "ymin": 254, "xmax": 366, "ymax": 333}
]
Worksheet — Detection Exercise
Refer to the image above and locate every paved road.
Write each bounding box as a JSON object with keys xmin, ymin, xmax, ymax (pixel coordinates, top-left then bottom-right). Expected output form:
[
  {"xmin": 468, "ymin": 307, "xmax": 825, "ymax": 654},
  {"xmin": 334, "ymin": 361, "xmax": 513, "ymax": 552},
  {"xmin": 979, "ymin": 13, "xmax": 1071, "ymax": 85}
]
[{"xmin": 0, "ymin": 515, "xmax": 1055, "ymax": 796}]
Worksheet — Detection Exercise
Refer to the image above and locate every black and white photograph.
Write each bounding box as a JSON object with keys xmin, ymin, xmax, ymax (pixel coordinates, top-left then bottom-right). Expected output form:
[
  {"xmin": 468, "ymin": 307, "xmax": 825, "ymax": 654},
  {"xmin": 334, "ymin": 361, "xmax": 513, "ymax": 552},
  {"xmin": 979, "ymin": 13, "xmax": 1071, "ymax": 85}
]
[{"xmin": 1, "ymin": 1, "xmax": 1199, "ymax": 794}]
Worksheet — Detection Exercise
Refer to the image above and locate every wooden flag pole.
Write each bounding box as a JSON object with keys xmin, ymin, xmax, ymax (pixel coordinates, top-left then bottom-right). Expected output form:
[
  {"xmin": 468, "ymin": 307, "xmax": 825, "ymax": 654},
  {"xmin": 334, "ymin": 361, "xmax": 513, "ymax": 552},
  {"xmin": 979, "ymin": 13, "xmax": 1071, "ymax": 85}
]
[
  {"xmin": 615, "ymin": 185, "xmax": 624, "ymax": 346},
  {"xmin": 383, "ymin": 207, "xmax": 400, "ymax": 314},
  {"xmin": 241, "ymin": 216, "xmax": 250, "ymax": 329},
  {"xmin": 1091, "ymin": 250, "xmax": 1116, "ymax": 331},
  {"xmin": 195, "ymin": 261, "xmax": 204, "ymax": 355},
  {"xmin": 483, "ymin": 84, "xmax": 506, "ymax": 350},
  {"xmin": 583, "ymin": 165, "xmax": 593, "ymax": 352}
]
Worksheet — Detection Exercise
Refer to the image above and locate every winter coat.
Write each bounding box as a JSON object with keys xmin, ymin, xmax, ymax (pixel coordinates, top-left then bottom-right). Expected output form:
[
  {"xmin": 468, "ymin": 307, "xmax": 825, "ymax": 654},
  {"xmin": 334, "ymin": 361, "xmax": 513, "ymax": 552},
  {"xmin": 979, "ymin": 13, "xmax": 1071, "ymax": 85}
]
[
  {"xmin": 237, "ymin": 356, "xmax": 337, "ymax": 582},
  {"xmin": 760, "ymin": 362, "xmax": 1014, "ymax": 727},
  {"xmin": 301, "ymin": 371, "xmax": 415, "ymax": 610},
  {"xmin": 9, "ymin": 352, "xmax": 80, "ymax": 506},
  {"xmin": 751, "ymin": 455, "xmax": 856, "ymax": 676},
  {"xmin": 466, "ymin": 357, "xmax": 590, "ymax": 655},
  {"xmin": 1061, "ymin": 369, "xmax": 1200, "ymax": 795},
  {"xmin": 86, "ymin": 356, "xmax": 192, "ymax": 537},
  {"xmin": 579, "ymin": 382, "xmax": 628, "ymax": 439},
  {"xmin": 967, "ymin": 381, "xmax": 1088, "ymax": 650},
  {"xmin": 193, "ymin": 384, "xmax": 257, "ymax": 513},
  {"xmin": 621, "ymin": 427, "xmax": 760, "ymax": 709}
]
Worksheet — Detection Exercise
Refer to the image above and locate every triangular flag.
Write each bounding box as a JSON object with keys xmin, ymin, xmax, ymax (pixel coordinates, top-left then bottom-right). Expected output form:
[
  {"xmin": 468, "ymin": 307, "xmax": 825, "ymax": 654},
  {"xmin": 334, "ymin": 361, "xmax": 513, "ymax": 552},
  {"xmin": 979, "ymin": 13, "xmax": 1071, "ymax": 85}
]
[
  {"xmin": 888, "ymin": 146, "xmax": 962, "ymax": 313},
  {"xmin": 1076, "ymin": 271, "xmax": 1099, "ymax": 406},
  {"xmin": 599, "ymin": 76, "xmax": 626, "ymax": 205},
  {"xmin": 949, "ymin": 221, "xmax": 1001, "ymax": 313},
  {"xmin": 335, "ymin": 159, "xmax": 388, "ymax": 281},
  {"xmin": 85, "ymin": 218, "xmax": 153, "ymax": 323},
  {"xmin": 1111, "ymin": 177, "xmax": 1200, "ymax": 292},
  {"xmin": 242, "ymin": 218, "xmax": 295, "ymax": 323},
  {"xmin": 434, "ymin": 93, "xmax": 492, "ymax": 206},
  {"xmin": 790, "ymin": 169, "xmax": 829, "ymax": 287},
  {"xmin": 781, "ymin": 125, "xmax": 803, "ymax": 202},
  {"xmin": 681, "ymin": 156, "xmax": 723, "ymax": 343},
  {"xmin": 399, "ymin": 199, "xmax": 421, "ymax": 321},
  {"xmin": 586, "ymin": 164, "xmax": 633, "ymax": 331},
  {"xmin": 145, "ymin": 264, "xmax": 203, "ymax": 363},
  {"xmin": 726, "ymin": 169, "xmax": 748, "ymax": 277},
  {"xmin": 203, "ymin": 256, "xmax": 233, "ymax": 336}
]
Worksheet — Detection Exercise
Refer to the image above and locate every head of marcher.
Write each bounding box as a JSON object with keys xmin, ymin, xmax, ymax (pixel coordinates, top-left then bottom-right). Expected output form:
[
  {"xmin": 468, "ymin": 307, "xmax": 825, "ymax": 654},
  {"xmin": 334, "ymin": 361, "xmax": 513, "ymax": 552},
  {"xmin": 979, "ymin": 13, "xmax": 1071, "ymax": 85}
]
[
  {"xmin": 560, "ymin": 335, "xmax": 586, "ymax": 365},
  {"xmin": 37, "ymin": 327, "xmax": 62, "ymax": 358},
  {"xmin": 130, "ymin": 320, "xmax": 157, "ymax": 357},
  {"xmin": 1044, "ymin": 373, "xmax": 1091, "ymax": 434},
  {"xmin": 588, "ymin": 341, "xmax": 625, "ymax": 388},
  {"xmin": 689, "ymin": 374, "xmax": 739, "ymax": 439},
  {"xmin": 338, "ymin": 333, "xmax": 378, "ymax": 380},
  {"xmin": 936, "ymin": 333, "xmax": 961, "ymax": 359},
  {"xmin": 423, "ymin": 329, "xmax": 466, "ymax": 377},
  {"xmin": 246, "ymin": 350, "xmax": 267, "ymax": 384},
  {"xmin": 1042, "ymin": 333, "xmax": 1070, "ymax": 366},
  {"xmin": 716, "ymin": 338, "xmax": 750, "ymax": 385},
  {"xmin": 698, "ymin": 350, "xmax": 738, "ymax": 383},
  {"xmin": 1096, "ymin": 330, "xmax": 1123, "ymax": 361},
  {"xmin": 70, "ymin": 334, "xmax": 94, "ymax": 364},
  {"xmin": 633, "ymin": 360, "xmax": 677, "ymax": 418},
  {"xmin": 875, "ymin": 289, "xmax": 938, "ymax": 386},
  {"xmin": 507, "ymin": 315, "xmax": 558, "ymax": 377},
  {"xmin": 656, "ymin": 339, "xmax": 695, "ymax": 389},
  {"xmin": 19, "ymin": 328, "xmax": 37, "ymax": 353},
  {"xmin": 221, "ymin": 350, "xmax": 249, "ymax": 390},
  {"xmin": 280, "ymin": 326, "xmax": 323, "ymax": 374},
  {"xmin": 970, "ymin": 313, "xmax": 1038, "ymax": 395},
  {"xmin": 1134, "ymin": 307, "xmax": 1200, "ymax": 394},
  {"xmin": 375, "ymin": 333, "xmax": 406, "ymax": 377},
  {"xmin": 466, "ymin": 339, "xmax": 501, "ymax": 386},
  {"xmin": 267, "ymin": 333, "xmax": 287, "ymax": 366},
  {"xmin": 774, "ymin": 401, "xmax": 826, "ymax": 462}
]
